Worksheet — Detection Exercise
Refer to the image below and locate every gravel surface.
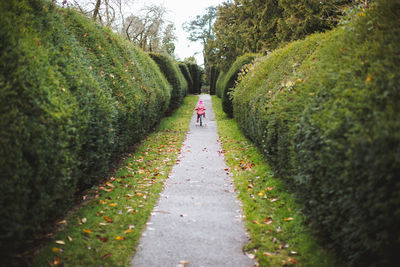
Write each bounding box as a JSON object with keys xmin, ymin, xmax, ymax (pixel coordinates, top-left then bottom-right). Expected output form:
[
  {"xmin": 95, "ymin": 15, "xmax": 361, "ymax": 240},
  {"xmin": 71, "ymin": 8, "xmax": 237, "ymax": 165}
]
[{"xmin": 130, "ymin": 95, "xmax": 254, "ymax": 267}]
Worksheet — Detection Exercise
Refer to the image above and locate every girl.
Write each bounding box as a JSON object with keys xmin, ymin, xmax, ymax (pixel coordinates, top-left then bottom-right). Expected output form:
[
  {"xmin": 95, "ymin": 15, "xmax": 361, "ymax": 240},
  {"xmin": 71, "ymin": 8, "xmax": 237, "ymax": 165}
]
[{"xmin": 195, "ymin": 100, "xmax": 206, "ymax": 123}]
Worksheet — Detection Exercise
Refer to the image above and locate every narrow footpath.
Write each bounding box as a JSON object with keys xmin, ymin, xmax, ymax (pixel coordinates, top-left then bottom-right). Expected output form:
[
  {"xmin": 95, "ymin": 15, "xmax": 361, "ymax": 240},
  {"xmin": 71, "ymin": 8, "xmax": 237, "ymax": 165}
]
[{"xmin": 131, "ymin": 95, "xmax": 254, "ymax": 267}]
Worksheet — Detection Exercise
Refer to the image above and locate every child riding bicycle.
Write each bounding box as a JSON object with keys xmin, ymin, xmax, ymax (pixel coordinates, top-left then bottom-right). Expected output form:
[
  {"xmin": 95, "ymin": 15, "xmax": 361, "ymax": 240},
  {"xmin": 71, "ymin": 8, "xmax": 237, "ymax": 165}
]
[{"xmin": 195, "ymin": 100, "xmax": 206, "ymax": 124}]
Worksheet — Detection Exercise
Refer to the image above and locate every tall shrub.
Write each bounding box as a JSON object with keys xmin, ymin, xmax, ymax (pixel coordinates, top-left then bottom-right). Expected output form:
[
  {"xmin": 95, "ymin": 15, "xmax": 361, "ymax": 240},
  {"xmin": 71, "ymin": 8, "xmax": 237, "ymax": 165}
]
[
  {"xmin": 0, "ymin": 0, "xmax": 171, "ymax": 261},
  {"xmin": 233, "ymin": 1, "xmax": 400, "ymax": 265},
  {"xmin": 215, "ymin": 70, "xmax": 226, "ymax": 98},
  {"xmin": 178, "ymin": 62, "xmax": 193, "ymax": 91},
  {"xmin": 294, "ymin": 2, "xmax": 400, "ymax": 265},
  {"xmin": 209, "ymin": 65, "xmax": 219, "ymax": 95},
  {"xmin": 221, "ymin": 53, "xmax": 259, "ymax": 117},
  {"xmin": 149, "ymin": 53, "xmax": 187, "ymax": 112},
  {"xmin": 187, "ymin": 63, "xmax": 202, "ymax": 94}
]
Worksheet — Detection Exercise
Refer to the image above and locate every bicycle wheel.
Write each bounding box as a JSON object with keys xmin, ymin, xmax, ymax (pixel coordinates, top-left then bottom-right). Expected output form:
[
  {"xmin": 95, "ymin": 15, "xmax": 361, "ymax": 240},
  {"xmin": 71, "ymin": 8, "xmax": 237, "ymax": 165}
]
[{"xmin": 200, "ymin": 114, "xmax": 203, "ymax": 126}]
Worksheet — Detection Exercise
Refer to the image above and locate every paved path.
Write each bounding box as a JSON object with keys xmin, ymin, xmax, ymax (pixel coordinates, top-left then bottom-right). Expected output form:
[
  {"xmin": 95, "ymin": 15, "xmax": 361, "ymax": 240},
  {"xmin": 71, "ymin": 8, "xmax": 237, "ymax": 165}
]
[{"xmin": 131, "ymin": 95, "xmax": 254, "ymax": 267}]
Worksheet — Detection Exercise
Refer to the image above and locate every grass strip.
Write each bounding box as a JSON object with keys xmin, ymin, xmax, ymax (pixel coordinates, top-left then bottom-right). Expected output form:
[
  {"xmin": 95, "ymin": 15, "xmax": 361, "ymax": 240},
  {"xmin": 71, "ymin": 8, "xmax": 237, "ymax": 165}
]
[
  {"xmin": 33, "ymin": 95, "xmax": 198, "ymax": 267},
  {"xmin": 212, "ymin": 96, "xmax": 337, "ymax": 267}
]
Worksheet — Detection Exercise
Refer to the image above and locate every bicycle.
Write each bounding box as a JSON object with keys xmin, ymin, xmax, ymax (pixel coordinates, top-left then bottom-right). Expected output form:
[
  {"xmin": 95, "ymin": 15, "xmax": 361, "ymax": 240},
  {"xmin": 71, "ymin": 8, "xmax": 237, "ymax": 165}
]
[{"xmin": 199, "ymin": 114, "xmax": 204, "ymax": 126}]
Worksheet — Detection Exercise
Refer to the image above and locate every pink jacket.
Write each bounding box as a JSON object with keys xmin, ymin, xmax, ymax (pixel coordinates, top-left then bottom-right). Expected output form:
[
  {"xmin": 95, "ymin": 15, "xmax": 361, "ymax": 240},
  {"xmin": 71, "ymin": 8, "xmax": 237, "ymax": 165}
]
[{"xmin": 195, "ymin": 101, "xmax": 206, "ymax": 115}]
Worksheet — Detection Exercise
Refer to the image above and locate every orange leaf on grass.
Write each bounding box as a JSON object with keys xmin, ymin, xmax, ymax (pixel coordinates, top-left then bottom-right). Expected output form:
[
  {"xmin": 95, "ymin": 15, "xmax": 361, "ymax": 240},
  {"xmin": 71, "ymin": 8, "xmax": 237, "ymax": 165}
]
[
  {"xmin": 115, "ymin": 236, "xmax": 125, "ymax": 240},
  {"xmin": 97, "ymin": 236, "xmax": 108, "ymax": 242},
  {"xmin": 53, "ymin": 257, "xmax": 60, "ymax": 265},
  {"xmin": 83, "ymin": 229, "xmax": 92, "ymax": 234},
  {"xmin": 104, "ymin": 216, "xmax": 113, "ymax": 223},
  {"xmin": 264, "ymin": 217, "xmax": 273, "ymax": 224},
  {"xmin": 102, "ymin": 253, "xmax": 112, "ymax": 259},
  {"xmin": 263, "ymin": 251, "xmax": 275, "ymax": 256},
  {"xmin": 52, "ymin": 247, "xmax": 61, "ymax": 253}
]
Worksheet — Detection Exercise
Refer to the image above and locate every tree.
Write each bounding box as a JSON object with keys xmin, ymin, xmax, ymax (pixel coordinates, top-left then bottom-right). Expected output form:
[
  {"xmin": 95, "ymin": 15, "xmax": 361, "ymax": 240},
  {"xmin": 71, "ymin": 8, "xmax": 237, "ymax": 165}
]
[
  {"xmin": 56, "ymin": 1, "xmax": 177, "ymax": 55},
  {"xmin": 161, "ymin": 23, "xmax": 177, "ymax": 57},
  {"xmin": 123, "ymin": 4, "xmax": 166, "ymax": 52},
  {"xmin": 57, "ymin": 0, "xmax": 135, "ymax": 29},
  {"xmin": 212, "ymin": 0, "xmax": 353, "ymax": 71},
  {"xmin": 183, "ymin": 6, "xmax": 218, "ymax": 69}
]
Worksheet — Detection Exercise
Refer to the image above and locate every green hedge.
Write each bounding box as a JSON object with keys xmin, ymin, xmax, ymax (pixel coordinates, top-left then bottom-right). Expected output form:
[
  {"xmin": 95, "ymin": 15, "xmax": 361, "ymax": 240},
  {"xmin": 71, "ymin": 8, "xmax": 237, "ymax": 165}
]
[
  {"xmin": 178, "ymin": 62, "xmax": 193, "ymax": 92},
  {"xmin": 187, "ymin": 63, "xmax": 202, "ymax": 94},
  {"xmin": 149, "ymin": 53, "xmax": 187, "ymax": 112},
  {"xmin": 0, "ymin": 0, "xmax": 171, "ymax": 261},
  {"xmin": 220, "ymin": 53, "xmax": 259, "ymax": 117},
  {"xmin": 64, "ymin": 9, "xmax": 171, "ymax": 180},
  {"xmin": 209, "ymin": 65, "xmax": 219, "ymax": 95},
  {"xmin": 215, "ymin": 70, "xmax": 226, "ymax": 98},
  {"xmin": 233, "ymin": 1, "xmax": 400, "ymax": 266}
]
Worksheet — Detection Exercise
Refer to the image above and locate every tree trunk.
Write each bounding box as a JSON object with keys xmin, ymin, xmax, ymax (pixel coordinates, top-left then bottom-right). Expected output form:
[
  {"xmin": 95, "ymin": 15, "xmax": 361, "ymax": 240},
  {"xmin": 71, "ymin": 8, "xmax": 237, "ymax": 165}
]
[
  {"xmin": 105, "ymin": 0, "xmax": 110, "ymax": 26},
  {"xmin": 93, "ymin": 0, "xmax": 101, "ymax": 20}
]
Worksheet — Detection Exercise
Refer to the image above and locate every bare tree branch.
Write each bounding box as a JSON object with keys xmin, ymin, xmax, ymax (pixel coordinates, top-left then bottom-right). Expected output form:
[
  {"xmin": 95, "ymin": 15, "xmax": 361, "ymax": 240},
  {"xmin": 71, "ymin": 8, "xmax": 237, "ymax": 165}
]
[{"xmin": 93, "ymin": 0, "xmax": 101, "ymax": 20}]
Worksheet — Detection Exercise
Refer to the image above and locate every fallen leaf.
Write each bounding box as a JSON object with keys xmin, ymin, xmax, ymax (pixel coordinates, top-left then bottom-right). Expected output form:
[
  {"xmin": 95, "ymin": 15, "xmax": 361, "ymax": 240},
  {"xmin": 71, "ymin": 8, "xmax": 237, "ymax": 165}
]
[
  {"xmin": 288, "ymin": 257, "xmax": 299, "ymax": 264},
  {"xmin": 124, "ymin": 229, "xmax": 132, "ymax": 234},
  {"xmin": 57, "ymin": 220, "xmax": 67, "ymax": 225},
  {"xmin": 83, "ymin": 229, "xmax": 92, "ymax": 234},
  {"xmin": 179, "ymin": 260, "xmax": 190, "ymax": 266},
  {"xmin": 264, "ymin": 217, "xmax": 273, "ymax": 224},
  {"xmin": 104, "ymin": 216, "xmax": 113, "ymax": 223},
  {"xmin": 55, "ymin": 240, "xmax": 65, "ymax": 245},
  {"xmin": 263, "ymin": 251, "xmax": 275, "ymax": 256},
  {"xmin": 52, "ymin": 247, "xmax": 61, "ymax": 253},
  {"xmin": 252, "ymin": 220, "xmax": 260, "ymax": 225},
  {"xmin": 81, "ymin": 218, "xmax": 87, "ymax": 224},
  {"xmin": 97, "ymin": 236, "xmax": 108, "ymax": 242},
  {"xmin": 246, "ymin": 253, "xmax": 255, "ymax": 259},
  {"xmin": 257, "ymin": 190, "xmax": 265, "ymax": 196},
  {"xmin": 102, "ymin": 253, "xmax": 112, "ymax": 259},
  {"xmin": 265, "ymin": 186, "xmax": 274, "ymax": 191},
  {"xmin": 109, "ymin": 203, "xmax": 117, "ymax": 207},
  {"xmin": 53, "ymin": 257, "xmax": 60, "ymax": 265},
  {"xmin": 284, "ymin": 217, "xmax": 294, "ymax": 221},
  {"xmin": 115, "ymin": 236, "xmax": 125, "ymax": 240},
  {"xmin": 67, "ymin": 235, "xmax": 73, "ymax": 242}
]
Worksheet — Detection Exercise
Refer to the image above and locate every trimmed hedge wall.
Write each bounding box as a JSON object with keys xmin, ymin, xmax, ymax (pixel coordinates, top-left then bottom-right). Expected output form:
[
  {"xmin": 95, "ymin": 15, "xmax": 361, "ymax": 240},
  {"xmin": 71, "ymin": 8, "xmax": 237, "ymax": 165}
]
[
  {"xmin": 233, "ymin": 1, "xmax": 400, "ymax": 266},
  {"xmin": 220, "ymin": 53, "xmax": 259, "ymax": 117},
  {"xmin": 215, "ymin": 70, "xmax": 226, "ymax": 98},
  {"xmin": 149, "ymin": 53, "xmax": 188, "ymax": 112},
  {"xmin": 178, "ymin": 62, "xmax": 193, "ymax": 92},
  {"xmin": 0, "ymin": 0, "xmax": 171, "ymax": 260},
  {"xmin": 187, "ymin": 62, "xmax": 202, "ymax": 94},
  {"xmin": 209, "ymin": 65, "xmax": 219, "ymax": 95}
]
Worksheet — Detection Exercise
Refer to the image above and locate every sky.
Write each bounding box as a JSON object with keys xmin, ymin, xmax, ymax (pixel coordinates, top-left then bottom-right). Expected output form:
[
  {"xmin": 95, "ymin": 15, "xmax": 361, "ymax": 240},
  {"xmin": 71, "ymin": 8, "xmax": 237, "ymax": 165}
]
[{"xmin": 131, "ymin": 0, "xmax": 226, "ymax": 65}]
